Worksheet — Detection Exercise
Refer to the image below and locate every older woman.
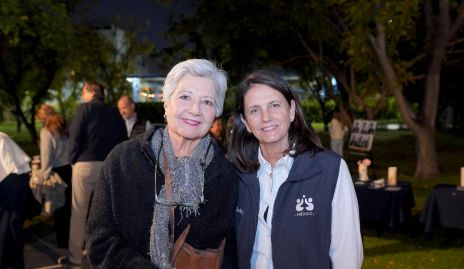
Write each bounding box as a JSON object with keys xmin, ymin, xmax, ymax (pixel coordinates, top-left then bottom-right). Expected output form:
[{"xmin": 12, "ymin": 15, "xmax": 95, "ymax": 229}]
[
  {"xmin": 228, "ymin": 70, "xmax": 363, "ymax": 269},
  {"xmin": 86, "ymin": 59, "xmax": 238, "ymax": 268}
]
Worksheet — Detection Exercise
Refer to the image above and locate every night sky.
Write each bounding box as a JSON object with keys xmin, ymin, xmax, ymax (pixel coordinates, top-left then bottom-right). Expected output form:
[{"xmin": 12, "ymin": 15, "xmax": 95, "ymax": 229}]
[{"xmin": 77, "ymin": 0, "xmax": 192, "ymax": 47}]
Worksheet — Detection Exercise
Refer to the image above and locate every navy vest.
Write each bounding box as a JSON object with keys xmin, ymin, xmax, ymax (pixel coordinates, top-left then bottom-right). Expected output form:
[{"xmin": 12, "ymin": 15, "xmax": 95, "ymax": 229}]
[{"xmin": 235, "ymin": 150, "xmax": 340, "ymax": 269}]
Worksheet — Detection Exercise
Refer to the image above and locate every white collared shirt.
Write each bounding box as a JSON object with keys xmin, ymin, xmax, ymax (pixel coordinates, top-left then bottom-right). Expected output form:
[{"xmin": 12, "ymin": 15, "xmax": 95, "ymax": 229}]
[
  {"xmin": 124, "ymin": 114, "xmax": 137, "ymax": 136},
  {"xmin": 250, "ymin": 150, "xmax": 363, "ymax": 269},
  {"xmin": 0, "ymin": 132, "xmax": 31, "ymax": 182},
  {"xmin": 251, "ymin": 148, "xmax": 294, "ymax": 269},
  {"xmin": 124, "ymin": 114, "xmax": 152, "ymax": 137}
]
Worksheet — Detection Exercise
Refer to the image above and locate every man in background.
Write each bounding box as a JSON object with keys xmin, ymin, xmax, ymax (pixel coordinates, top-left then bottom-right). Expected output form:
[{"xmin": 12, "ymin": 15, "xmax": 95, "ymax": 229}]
[
  {"xmin": 117, "ymin": 95, "xmax": 152, "ymax": 138},
  {"xmin": 58, "ymin": 81, "xmax": 127, "ymax": 267}
]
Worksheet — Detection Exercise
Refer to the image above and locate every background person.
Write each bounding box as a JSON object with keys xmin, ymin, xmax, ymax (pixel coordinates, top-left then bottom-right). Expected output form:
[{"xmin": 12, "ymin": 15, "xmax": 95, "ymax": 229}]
[
  {"xmin": 117, "ymin": 95, "xmax": 152, "ymax": 138},
  {"xmin": 227, "ymin": 70, "xmax": 363, "ymax": 269},
  {"xmin": 329, "ymin": 109, "xmax": 345, "ymax": 156},
  {"xmin": 57, "ymin": 81, "xmax": 127, "ymax": 267},
  {"xmin": 35, "ymin": 104, "xmax": 72, "ymax": 248},
  {"xmin": 86, "ymin": 59, "xmax": 238, "ymax": 268},
  {"xmin": 0, "ymin": 132, "xmax": 31, "ymax": 269},
  {"xmin": 210, "ymin": 117, "xmax": 225, "ymax": 151}
]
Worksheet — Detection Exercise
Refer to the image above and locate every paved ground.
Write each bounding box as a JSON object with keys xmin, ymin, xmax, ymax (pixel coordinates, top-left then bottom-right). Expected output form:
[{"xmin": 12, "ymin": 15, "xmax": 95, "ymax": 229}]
[{"xmin": 24, "ymin": 232, "xmax": 90, "ymax": 269}]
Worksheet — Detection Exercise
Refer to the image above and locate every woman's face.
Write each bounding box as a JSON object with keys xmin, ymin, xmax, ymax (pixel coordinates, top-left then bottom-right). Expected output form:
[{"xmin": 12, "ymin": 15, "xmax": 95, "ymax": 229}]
[
  {"xmin": 165, "ymin": 74, "xmax": 217, "ymax": 142},
  {"xmin": 241, "ymin": 83, "xmax": 295, "ymax": 150}
]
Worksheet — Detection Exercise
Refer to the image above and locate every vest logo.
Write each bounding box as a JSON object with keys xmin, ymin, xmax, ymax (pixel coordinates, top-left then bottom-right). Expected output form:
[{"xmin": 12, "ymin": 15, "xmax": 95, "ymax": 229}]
[
  {"xmin": 295, "ymin": 195, "xmax": 314, "ymax": 216},
  {"xmin": 236, "ymin": 206, "xmax": 244, "ymax": 216}
]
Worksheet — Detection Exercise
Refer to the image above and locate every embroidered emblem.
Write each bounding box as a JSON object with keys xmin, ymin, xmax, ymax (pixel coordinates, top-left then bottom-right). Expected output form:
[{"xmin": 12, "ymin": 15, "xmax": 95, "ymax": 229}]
[
  {"xmin": 236, "ymin": 206, "xmax": 244, "ymax": 216},
  {"xmin": 295, "ymin": 195, "xmax": 314, "ymax": 216}
]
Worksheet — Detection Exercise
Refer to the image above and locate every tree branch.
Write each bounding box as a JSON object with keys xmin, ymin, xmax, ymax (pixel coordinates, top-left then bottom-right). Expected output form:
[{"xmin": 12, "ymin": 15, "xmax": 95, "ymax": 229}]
[
  {"xmin": 449, "ymin": 0, "xmax": 464, "ymax": 40},
  {"xmin": 369, "ymin": 22, "xmax": 419, "ymax": 131},
  {"xmin": 273, "ymin": 55, "xmax": 311, "ymax": 66},
  {"xmin": 291, "ymin": 28, "xmax": 321, "ymax": 63}
]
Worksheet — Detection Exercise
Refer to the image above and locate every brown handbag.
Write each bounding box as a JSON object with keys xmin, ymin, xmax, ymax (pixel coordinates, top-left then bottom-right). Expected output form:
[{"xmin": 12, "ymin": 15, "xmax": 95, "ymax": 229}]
[
  {"xmin": 171, "ymin": 224, "xmax": 226, "ymax": 269},
  {"xmin": 163, "ymin": 155, "xmax": 226, "ymax": 269}
]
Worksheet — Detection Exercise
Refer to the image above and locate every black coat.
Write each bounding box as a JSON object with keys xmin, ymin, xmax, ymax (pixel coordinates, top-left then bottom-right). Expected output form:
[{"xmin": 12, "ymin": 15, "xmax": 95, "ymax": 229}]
[
  {"xmin": 68, "ymin": 98, "xmax": 127, "ymax": 164},
  {"xmin": 86, "ymin": 128, "xmax": 239, "ymax": 268}
]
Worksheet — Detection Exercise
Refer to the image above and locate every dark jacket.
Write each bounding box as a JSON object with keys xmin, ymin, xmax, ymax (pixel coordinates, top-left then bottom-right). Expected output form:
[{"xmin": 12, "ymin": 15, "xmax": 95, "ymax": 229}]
[
  {"xmin": 233, "ymin": 150, "xmax": 341, "ymax": 269},
  {"xmin": 130, "ymin": 117, "xmax": 148, "ymax": 138},
  {"xmin": 86, "ymin": 128, "xmax": 239, "ymax": 268},
  {"xmin": 68, "ymin": 98, "xmax": 127, "ymax": 164}
]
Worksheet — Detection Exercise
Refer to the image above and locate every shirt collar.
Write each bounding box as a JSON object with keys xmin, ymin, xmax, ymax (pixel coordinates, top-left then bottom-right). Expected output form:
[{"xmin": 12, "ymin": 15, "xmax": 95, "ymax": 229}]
[
  {"xmin": 257, "ymin": 147, "xmax": 294, "ymax": 178},
  {"xmin": 126, "ymin": 113, "xmax": 137, "ymax": 124}
]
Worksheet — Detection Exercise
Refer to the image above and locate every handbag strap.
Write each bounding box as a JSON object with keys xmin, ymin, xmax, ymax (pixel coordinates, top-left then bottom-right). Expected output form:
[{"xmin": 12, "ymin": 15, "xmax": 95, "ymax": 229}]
[{"xmin": 171, "ymin": 224, "xmax": 191, "ymax": 261}]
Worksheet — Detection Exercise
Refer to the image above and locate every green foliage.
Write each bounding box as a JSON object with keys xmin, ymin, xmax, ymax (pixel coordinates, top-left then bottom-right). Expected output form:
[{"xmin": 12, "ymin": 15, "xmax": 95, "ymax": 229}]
[
  {"xmin": 161, "ymin": 0, "xmax": 393, "ymax": 121},
  {"xmin": 0, "ymin": 0, "xmax": 78, "ymax": 141},
  {"xmin": 0, "ymin": 121, "xmax": 39, "ymax": 156},
  {"xmin": 0, "ymin": 0, "xmax": 154, "ymax": 142},
  {"xmin": 300, "ymin": 98, "xmax": 323, "ymax": 122},
  {"xmin": 380, "ymin": 97, "xmax": 403, "ymax": 120},
  {"xmin": 74, "ymin": 22, "xmax": 154, "ymax": 103},
  {"xmin": 334, "ymin": 0, "xmax": 420, "ymax": 83}
]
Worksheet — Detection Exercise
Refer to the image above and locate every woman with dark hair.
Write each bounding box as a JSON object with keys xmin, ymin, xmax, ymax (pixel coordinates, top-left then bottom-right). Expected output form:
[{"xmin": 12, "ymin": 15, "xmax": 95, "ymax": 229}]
[
  {"xmin": 36, "ymin": 104, "xmax": 72, "ymax": 248},
  {"xmin": 228, "ymin": 70, "xmax": 363, "ymax": 269}
]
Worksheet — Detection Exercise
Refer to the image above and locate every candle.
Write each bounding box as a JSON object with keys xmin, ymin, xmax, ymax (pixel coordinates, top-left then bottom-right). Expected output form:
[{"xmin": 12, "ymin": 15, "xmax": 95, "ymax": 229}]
[
  {"xmin": 388, "ymin": 167, "xmax": 397, "ymax": 186},
  {"xmin": 461, "ymin": 167, "xmax": 464, "ymax": 187}
]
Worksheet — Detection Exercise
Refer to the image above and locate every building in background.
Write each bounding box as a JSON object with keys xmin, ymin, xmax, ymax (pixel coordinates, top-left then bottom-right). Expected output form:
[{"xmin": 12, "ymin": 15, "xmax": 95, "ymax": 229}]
[{"xmin": 126, "ymin": 75, "xmax": 165, "ymax": 102}]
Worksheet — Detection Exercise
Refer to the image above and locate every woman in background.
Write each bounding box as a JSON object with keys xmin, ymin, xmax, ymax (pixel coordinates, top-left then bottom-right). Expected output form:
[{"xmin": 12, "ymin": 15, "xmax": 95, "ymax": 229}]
[{"xmin": 36, "ymin": 104, "xmax": 72, "ymax": 248}]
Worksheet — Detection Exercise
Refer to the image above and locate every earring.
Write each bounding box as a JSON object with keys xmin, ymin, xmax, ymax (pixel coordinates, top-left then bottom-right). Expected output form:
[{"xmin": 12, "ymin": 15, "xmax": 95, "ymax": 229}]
[{"xmin": 163, "ymin": 114, "xmax": 166, "ymax": 119}]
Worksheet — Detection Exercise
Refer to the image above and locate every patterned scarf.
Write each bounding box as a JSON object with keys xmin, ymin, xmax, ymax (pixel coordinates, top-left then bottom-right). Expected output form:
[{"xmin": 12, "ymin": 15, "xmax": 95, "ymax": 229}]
[{"xmin": 149, "ymin": 128, "xmax": 213, "ymax": 268}]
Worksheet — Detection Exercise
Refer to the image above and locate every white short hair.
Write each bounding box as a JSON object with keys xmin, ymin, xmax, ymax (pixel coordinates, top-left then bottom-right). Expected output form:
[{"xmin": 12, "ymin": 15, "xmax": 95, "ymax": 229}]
[{"xmin": 163, "ymin": 59, "xmax": 228, "ymax": 117}]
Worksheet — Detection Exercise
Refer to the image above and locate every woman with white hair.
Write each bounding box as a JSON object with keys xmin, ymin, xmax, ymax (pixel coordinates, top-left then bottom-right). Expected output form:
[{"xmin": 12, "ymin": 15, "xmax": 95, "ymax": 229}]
[{"xmin": 86, "ymin": 59, "xmax": 238, "ymax": 268}]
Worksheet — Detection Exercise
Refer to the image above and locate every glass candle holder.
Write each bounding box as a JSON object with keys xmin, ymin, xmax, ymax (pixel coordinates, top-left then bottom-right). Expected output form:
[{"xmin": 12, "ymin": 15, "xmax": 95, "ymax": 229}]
[{"xmin": 387, "ymin": 166, "xmax": 397, "ymax": 186}]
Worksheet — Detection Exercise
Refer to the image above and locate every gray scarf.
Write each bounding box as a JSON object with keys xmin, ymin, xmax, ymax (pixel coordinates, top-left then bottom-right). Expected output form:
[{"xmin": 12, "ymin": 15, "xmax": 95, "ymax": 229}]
[{"xmin": 149, "ymin": 128, "xmax": 214, "ymax": 268}]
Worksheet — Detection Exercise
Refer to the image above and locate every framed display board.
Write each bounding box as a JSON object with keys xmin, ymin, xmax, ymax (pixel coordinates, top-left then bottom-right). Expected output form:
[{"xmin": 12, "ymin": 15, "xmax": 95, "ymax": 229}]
[{"xmin": 348, "ymin": 119, "xmax": 377, "ymax": 152}]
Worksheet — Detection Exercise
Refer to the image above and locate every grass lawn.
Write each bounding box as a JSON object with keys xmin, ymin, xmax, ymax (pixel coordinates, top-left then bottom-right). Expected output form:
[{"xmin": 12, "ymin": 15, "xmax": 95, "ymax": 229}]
[
  {"xmin": 320, "ymin": 129, "xmax": 464, "ymax": 269},
  {"xmin": 1, "ymin": 121, "xmax": 464, "ymax": 268},
  {"xmin": 0, "ymin": 121, "xmax": 39, "ymax": 156}
]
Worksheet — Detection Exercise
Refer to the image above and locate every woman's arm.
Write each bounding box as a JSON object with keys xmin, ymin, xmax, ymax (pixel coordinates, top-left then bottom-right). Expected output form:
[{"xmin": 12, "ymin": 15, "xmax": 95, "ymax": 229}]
[
  {"xmin": 329, "ymin": 159, "xmax": 364, "ymax": 269},
  {"xmin": 86, "ymin": 153, "xmax": 155, "ymax": 268},
  {"xmin": 39, "ymin": 128, "xmax": 53, "ymax": 179}
]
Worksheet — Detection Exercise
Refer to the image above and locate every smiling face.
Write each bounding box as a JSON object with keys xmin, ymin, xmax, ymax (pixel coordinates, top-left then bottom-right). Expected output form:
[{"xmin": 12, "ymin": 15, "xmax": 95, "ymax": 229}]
[
  {"xmin": 241, "ymin": 83, "xmax": 295, "ymax": 151},
  {"xmin": 164, "ymin": 73, "xmax": 217, "ymax": 144}
]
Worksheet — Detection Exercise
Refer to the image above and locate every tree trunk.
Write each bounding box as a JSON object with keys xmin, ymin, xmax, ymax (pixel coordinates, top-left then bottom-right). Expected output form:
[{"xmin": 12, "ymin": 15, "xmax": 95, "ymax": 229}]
[
  {"xmin": 11, "ymin": 101, "xmax": 38, "ymax": 144},
  {"xmin": 369, "ymin": 22, "xmax": 443, "ymax": 179},
  {"xmin": 25, "ymin": 121, "xmax": 38, "ymax": 145},
  {"xmin": 415, "ymin": 126, "xmax": 439, "ymax": 178},
  {"xmin": 15, "ymin": 116, "xmax": 22, "ymax": 133}
]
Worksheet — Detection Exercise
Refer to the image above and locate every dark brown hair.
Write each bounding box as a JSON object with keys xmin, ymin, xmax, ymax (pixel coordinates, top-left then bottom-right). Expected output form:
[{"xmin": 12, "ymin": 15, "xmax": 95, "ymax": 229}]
[
  {"xmin": 227, "ymin": 70, "xmax": 323, "ymax": 172},
  {"xmin": 85, "ymin": 81, "xmax": 105, "ymax": 100}
]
